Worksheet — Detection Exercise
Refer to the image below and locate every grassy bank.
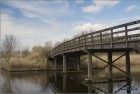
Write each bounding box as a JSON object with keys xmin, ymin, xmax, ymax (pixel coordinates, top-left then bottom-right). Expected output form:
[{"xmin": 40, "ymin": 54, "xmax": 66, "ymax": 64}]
[
  {"xmin": 0, "ymin": 53, "xmax": 139, "ymax": 72},
  {"xmin": 0, "ymin": 57, "xmax": 48, "ymax": 71}
]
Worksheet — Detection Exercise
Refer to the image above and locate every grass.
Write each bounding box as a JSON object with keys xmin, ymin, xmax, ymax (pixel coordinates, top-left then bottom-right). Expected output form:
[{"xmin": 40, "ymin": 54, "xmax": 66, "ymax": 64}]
[
  {"xmin": 0, "ymin": 57, "xmax": 48, "ymax": 71},
  {"xmin": 0, "ymin": 53, "xmax": 139, "ymax": 72}
]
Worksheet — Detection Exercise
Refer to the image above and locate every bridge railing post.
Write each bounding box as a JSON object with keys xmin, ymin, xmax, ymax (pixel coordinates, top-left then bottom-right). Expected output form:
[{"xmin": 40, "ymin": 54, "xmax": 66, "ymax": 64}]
[
  {"xmin": 100, "ymin": 32, "xmax": 102, "ymax": 49},
  {"xmin": 111, "ymin": 29, "xmax": 113, "ymax": 48},
  {"xmin": 91, "ymin": 34, "xmax": 93, "ymax": 49},
  {"xmin": 125, "ymin": 25, "xmax": 128, "ymax": 48},
  {"xmin": 78, "ymin": 37, "xmax": 80, "ymax": 50},
  {"xmin": 84, "ymin": 35, "xmax": 86, "ymax": 49},
  {"xmin": 74, "ymin": 39, "xmax": 76, "ymax": 50}
]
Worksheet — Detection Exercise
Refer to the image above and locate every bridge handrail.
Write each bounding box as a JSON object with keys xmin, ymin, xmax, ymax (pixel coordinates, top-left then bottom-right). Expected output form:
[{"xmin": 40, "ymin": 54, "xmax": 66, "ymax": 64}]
[{"xmin": 49, "ymin": 20, "xmax": 140, "ymax": 56}]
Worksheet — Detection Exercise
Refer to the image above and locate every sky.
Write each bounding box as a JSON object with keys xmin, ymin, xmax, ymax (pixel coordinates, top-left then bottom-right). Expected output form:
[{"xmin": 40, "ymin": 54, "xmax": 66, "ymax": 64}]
[{"xmin": 0, "ymin": 0, "xmax": 140, "ymax": 48}]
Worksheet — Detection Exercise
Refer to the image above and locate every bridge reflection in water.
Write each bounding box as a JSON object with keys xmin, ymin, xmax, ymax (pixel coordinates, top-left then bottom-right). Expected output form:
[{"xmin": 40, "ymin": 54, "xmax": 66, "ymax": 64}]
[
  {"xmin": 50, "ymin": 72, "xmax": 132, "ymax": 94},
  {"xmin": 0, "ymin": 71, "xmax": 139, "ymax": 94}
]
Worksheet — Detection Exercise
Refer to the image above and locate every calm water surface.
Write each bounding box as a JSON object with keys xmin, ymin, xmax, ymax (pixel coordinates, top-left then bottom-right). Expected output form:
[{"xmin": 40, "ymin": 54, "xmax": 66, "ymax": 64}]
[{"xmin": 0, "ymin": 70, "xmax": 140, "ymax": 94}]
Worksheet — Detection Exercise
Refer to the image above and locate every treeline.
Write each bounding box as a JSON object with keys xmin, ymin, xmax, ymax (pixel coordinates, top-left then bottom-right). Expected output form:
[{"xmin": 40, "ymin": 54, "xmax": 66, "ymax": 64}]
[{"xmin": 0, "ymin": 35, "xmax": 53, "ymax": 71}]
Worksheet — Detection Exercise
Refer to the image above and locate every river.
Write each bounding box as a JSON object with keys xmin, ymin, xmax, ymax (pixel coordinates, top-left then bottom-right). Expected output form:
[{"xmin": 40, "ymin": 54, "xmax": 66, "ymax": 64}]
[{"xmin": 0, "ymin": 70, "xmax": 139, "ymax": 94}]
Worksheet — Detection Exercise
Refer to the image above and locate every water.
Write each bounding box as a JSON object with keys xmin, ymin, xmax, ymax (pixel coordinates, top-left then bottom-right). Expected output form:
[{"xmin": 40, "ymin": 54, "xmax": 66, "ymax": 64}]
[{"xmin": 0, "ymin": 70, "xmax": 140, "ymax": 94}]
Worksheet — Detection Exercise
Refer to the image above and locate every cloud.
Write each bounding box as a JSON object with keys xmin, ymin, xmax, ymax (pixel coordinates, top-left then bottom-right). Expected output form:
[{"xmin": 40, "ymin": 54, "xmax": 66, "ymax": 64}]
[
  {"xmin": 82, "ymin": 0, "xmax": 119, "ymax": 13},
  {"xmin": 75, "ymin": 0, "xmax": 84, "ymax": 4},
  {"xmin": 1, "ymin": 12, "xmax": 75, "ymax": 48},
  {"xmin": 0, "ymin": 0, "xmax": 76, "ymax": 47},
  {"xmin": 73, "ymin": 23, "xmax": 108, "ymax": 33},
  {"xmin": 82, "ymin": 5, "xmax": 101, "ymax": 13},
  {"xmin": 1, "ymin": 13, "xmax": 41, "ymax": 37},
  {"xmin": 126, "ymin": 4, "xmax": 137, "ymax": 12},
  {"xmin": 94, "ymin": 0, "xmax": 119, "ymax": 6},
  {"xmin": 2, "ymin": 0, "xmax": 71, "ymax": 20}
]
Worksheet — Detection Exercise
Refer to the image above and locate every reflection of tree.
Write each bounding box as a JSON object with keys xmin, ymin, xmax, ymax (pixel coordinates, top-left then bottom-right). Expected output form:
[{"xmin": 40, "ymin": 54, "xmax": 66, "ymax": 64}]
[
  {"xmin": 0, "ymin": 75, "xmax": 14, "ymax": 94},
  {"xmin": 0, "ymin": 71, "xmax": 21, "ymax": 94},
  {"xmin": 40, "ymin": 72, "xmax": 49, "ymax": 92},
  {"xmin": 0, "ymin": 71, "xmax": 59, "ymax": 94}
]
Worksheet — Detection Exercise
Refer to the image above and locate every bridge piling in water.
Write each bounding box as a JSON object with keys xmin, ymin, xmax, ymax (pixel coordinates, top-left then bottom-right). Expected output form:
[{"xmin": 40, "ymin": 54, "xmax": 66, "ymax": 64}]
[
  {"xmin": 125, "ymin": 50, "xmax": 131, "ymax": 94},
  {"xmin": 54, "ymin": 58, "xmax": 57, "ymax": 71},
  {"xmin": 63, "ymin": 54, "xmax": 67, "ymax": 73},
  {"xmin": 125, "ymin": 50, "xmax": 131, "ymax": 80},
  {"xmin": 108, "ymin": 51, "xmax": 113, "ymax": 82},
  {"xmin": 77, "ymin": 55, "xmax": 80, "ymax": 72},
  {"xmin": 87, "ymin": 51, "xmax": 92, "ymax": 81}
]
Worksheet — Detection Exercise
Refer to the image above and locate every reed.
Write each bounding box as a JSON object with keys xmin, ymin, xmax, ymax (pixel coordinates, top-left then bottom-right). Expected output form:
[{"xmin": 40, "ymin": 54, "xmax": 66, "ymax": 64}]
[{"xmin": 0, "ymin": 57, "xmax": 48, "ymax": 71}]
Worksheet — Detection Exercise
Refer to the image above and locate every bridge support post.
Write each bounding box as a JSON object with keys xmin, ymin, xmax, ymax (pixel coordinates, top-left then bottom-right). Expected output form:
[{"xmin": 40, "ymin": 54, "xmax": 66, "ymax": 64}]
[
  {"xmin": 108, "ymin": 82, "xmax": 113, "ymax": 93},
  {"xmin": 125, "ymin": 50, "xmax": 131, "ymax": 94},
  {"xmin": 54, "ymin": 58, "xmax": 57, "ymax": 71},
  {"xmin": 88, "ymin": 84, "xmax": 92, "ymax": 93},
  {"xmin": 125, "ymin": 50, "xmax": 131, "ymax": 79},
  {"xmin": 77, "ymin": 55, "xmax": 80, "ymax": 72},
  {"xmin": 63, "ymin": 74, "xmax": 67, "ymax": 92},
  {"xmin": 63, "ymin": 54, "xmax": 67, "ymax": 73},
  {"xmin": 54, "ymin": 72, "xmax": 57, "ymax": 82},
  {"xmin": 108, "ymin": 51, "xmax": 113, "ymax": 81},
  {"xmin": 87, "ymin": 52, "xmax": 92, "ymax": 81}
]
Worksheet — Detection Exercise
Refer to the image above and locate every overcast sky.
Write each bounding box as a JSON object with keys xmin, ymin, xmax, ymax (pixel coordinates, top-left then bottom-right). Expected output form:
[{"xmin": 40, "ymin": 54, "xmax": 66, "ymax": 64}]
[{"xmin": 0, "ymin": 0, "xmax": 140, "ymax": 48}]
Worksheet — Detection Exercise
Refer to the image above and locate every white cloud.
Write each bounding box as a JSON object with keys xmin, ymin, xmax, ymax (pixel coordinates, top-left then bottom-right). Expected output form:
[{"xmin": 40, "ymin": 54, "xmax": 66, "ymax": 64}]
[
  {"xmin": 0, "ymin": 0, "xmax": 76, "ymax": 47},
  {"xmin": 75, "ymin": 0, "xmax": 84, "ymax": 4},
  {"xmin": 82, "ymin": 0, "xmax": 119, "ymax": 13},
  {"xmin": 126, "ymin": 4, "xmax": 137, "ymax": 12},
  {"xmin": 1, "ymin": 12, "xmax": 75, "ymax": 48},
  {"xmin": 73, "ymin": 23, "xmax": 108, "ymax": 33},
  {"xmin": 82, "ymin": 5, "xmax": 101, "ymax": 13},
  {"xmin": 5, "ymin": 1, "xmax": 48, "ymax": 18},
  {"xmin": 1, "ymin": 13, "xmax": 40, "ymax": 37},
  {"xmin": 94, "ymin": 0, "xmax": 119, "ymax": 6},
  {"xmin": 3, "ymin": 0, "xmax": 71, "ymax": 20}
]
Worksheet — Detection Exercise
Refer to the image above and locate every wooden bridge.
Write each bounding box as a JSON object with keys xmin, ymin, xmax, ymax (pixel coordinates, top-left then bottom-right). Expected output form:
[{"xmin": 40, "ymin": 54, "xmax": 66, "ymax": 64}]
[{"xmin": 48, "ymin": 20, "xmax": 140, "ymax": 87}]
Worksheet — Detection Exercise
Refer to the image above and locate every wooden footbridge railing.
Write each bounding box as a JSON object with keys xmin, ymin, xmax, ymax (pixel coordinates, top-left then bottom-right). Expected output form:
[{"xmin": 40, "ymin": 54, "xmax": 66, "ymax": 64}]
[{"xmin": 49, "ymin": 20, "xmax": 140, "ymax": 57}]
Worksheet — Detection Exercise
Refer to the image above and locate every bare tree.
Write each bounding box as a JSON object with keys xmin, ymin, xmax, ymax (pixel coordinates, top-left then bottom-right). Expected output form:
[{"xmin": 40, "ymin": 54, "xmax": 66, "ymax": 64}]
[
  {"xmin": 21, "ymin": 47, "xmax": 30, "ymax": 57},
  {"xmin": 45, "ymin": 41, "xmax": 53, "ymax": 51},
  {"xmin": 1, "ymin": 35, "xmax": 20, "ymax": 64},
  {"xmin": 54, "ymin": 41, "xmax": 61, "ymax": 47}
]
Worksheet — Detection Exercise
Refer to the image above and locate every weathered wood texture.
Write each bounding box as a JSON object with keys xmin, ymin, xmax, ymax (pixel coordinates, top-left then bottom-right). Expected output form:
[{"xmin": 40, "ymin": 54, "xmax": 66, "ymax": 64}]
[{"xmin": 49, "ymin": 20, "xmax": 140, "ymax": 57}]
